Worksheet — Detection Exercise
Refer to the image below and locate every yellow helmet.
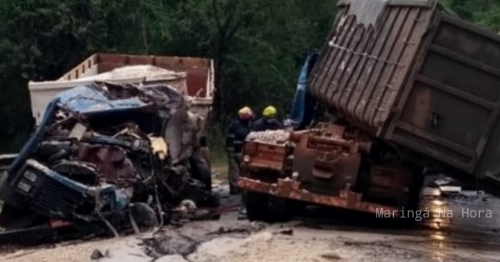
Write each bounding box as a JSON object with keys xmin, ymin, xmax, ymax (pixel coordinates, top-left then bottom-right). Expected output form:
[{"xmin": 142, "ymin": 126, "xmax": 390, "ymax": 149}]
[
  {"xmin": 238, "ymin": 106, "xmax": 253, "ymax": 120},
  {"xmin": 262, "ymin": 106, "xmax": 277, "ymax": 117}
]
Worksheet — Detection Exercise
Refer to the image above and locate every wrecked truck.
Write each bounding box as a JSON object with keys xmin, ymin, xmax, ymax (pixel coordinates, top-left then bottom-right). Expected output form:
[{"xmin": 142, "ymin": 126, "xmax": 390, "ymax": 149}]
[
  {"xmin": 0, "ymin": 82, "xmax": 216, "ymax": 234},
  {"xmin": 28, "ymin": 53, "xmax": 215, "ymax": 171},
  {"xmin": 238, "ymin": 0, "xmax": 500, "ymax": 222},
  {"xmin": 0, "ymin": 59, "xmax": 218, "ymax": 238}
]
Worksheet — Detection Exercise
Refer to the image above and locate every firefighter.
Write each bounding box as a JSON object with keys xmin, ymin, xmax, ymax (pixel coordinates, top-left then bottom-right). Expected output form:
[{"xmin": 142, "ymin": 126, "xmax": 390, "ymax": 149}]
[
  {"xmin": 226, "ymin": 106, "xmax": 254, "ymax": 195},
  {"xmin": 252, "ymin": 105, "xmax": 282, "ymax": 131}
]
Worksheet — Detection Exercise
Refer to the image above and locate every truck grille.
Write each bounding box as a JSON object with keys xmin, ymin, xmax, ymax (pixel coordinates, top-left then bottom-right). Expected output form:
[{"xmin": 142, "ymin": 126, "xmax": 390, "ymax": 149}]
[{"xmin": 31, "ymin": 175, "xmax": 85, "ymax": 218}]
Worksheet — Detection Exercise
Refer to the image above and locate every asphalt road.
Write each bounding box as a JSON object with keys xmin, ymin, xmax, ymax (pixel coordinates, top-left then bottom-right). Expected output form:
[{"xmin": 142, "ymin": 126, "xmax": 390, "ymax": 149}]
[{"xmin": 1, "ymin": 179, "xmax": 500, "ymax": 262}]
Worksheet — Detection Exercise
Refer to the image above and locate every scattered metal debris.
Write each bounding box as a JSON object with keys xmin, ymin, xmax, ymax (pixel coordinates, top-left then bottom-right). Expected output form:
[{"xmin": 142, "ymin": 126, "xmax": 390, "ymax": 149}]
[
  {"xmin": 319, "ymin": 250, "xmax": 342, "ymax": 260},
  {"xmin": 0, "ymin": 81, "xmax": 219, "ymax": 245},
  {"xmin": 275, "ymin": 229, "xmax": 293, "ymax": 236},
  {"xmin": 91, "ymin": 249, "xmax": 105, "ymax": 260},
  {"xmin": 208, "ymin": 227, "xmax": 253, "ymax": 236}
]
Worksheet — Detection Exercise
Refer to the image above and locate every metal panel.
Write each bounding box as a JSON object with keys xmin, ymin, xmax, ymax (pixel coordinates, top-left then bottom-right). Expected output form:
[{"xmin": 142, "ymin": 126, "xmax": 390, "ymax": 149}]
[
  {"xmin": 337, "ymin": 0, "xmax": 435, "ymax": 8},
  {"xmin": 309, "ymin": 0, "xmax": 500, "ymax": 195},
  {"xmin": 308, "ymin": 1, "xmax": 435, "ymax": 133},
  {"xmin": 60, "ymin": 53, "xmax": 214, "ymax": 98},
  {"xmin": 388, "ymin": 13, "xmax": 500, "ymax": 173}
]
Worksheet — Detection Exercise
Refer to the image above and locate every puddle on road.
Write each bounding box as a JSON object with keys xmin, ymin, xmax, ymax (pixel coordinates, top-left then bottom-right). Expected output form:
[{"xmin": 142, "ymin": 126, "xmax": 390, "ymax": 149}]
[
  {"xmin": 409, "ymin": 187, "xmax": 500, "ymax": 261},
  {"xmin": 295, "ymin": 185, "xmax": 500, "ymax": 262}
]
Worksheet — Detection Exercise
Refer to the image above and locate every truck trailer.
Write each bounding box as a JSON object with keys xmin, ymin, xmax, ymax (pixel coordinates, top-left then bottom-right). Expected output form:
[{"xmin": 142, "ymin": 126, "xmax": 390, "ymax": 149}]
[{"xmin": 237, "ymin": 0, "xmax": 500, "ymax": 222}]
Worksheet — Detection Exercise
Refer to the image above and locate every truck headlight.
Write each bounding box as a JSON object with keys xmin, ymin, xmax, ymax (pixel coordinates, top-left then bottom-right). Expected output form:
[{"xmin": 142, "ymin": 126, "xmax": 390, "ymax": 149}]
[
  {"xmin": 243, "ymin": 155, "xmax": 251, "ymax": 163},
  {"xmin": 24, "ymin": 171, "xmax": 38, "ymax": 182},
  {"xmin": 17, "ymin": 180, "xmax": 31, "ymax": 192}
]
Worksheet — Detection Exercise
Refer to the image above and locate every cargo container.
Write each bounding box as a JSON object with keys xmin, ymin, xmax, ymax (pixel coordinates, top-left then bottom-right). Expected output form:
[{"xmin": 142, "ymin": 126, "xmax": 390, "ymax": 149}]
[
  {"xmin": 237, "ymin": 0, "xmax": 500, "ymax": 222},
  {"xmin": 308, "ymin": 0, "xmax": 500, "ymax": 192},
  {"xmin": 28, "ymin": 53, "xmax": 214, "ymax": 125}
]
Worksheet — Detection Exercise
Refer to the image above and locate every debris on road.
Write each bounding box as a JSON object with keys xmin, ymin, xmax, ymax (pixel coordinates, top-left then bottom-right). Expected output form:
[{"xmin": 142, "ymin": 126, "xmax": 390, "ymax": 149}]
[
  {"xmin": 319, "ymin": 250, "xmax": 342, "ymax": 260},
  {"xmin": 275, "ymin": 229, "xmax": 294, "ymax": 236},
  {"xmin": 208, "ymin": 227, "xmax": 253, "ymax": 235},
  {"xmin": 90, "ymin": 249, "xmax": 105, "ymax": 260},
  {"xmin": 155, "ymin": 255, "xmax": 189, "ymax": 262},
  {"xmin": 144, "ymin": 230, "xmax": 198, "ymax": 258}
]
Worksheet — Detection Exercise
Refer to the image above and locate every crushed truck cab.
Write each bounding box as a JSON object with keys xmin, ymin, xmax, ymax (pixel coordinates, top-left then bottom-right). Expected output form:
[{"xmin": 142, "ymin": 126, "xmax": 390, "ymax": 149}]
[
  {"xmin": 0, "ymin": 54, "xmax": 218, "ymax": 238},
  {"xmin": 0, "ymin": 82, "xmax": 217, "ymax": 233}
]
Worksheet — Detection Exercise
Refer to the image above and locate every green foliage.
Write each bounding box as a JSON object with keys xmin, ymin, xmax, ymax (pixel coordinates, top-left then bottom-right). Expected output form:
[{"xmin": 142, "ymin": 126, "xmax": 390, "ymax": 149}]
[
  {"xmin": 0, "ymin": 0, "xmax": 336, "ymax": 153},
  {"xmin": 440, "ymin": 0, "xmax": 500, "ymax": 31},
  {"xmin": 3, "ymin": 0, "xmax": 500, "ymax": 154}
]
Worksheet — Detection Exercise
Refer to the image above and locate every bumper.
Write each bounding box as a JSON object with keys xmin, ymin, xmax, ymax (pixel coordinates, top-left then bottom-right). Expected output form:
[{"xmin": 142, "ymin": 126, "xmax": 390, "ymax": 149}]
[
  {"xmin": 1, "ymin": 159, "xmax": 120, "ymax": 221},
  {"xmin": 237, "ymin": 177, "xmax": 400, "ymax": 216}
]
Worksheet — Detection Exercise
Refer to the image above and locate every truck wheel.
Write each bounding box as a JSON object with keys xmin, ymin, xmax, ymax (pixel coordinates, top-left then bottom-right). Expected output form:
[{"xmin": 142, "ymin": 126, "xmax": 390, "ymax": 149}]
[
  {"xmin": 131, "ymin": 202, "xmax": 159, "ymax": 228},
  {"xmin": 243, "ymin": 192, "xmax": 295, "ymax": 223},
  {"xmin": 266, "ymin": 196, "xmax": 294, "ymax": 223},
  {"xmin": 242, "ymin": 191, "xmax": 269, "ymax": 221},
  {"xmin": 189, "ymin": 154, "xmax": 212, "ymax": 192},
  {"xmin": 0, "ymin": 204, "xmax": 41, "ymax": 230},
  {"xmin": 400, "ymin": 172, "xmax": 425, "ymax": 228}
]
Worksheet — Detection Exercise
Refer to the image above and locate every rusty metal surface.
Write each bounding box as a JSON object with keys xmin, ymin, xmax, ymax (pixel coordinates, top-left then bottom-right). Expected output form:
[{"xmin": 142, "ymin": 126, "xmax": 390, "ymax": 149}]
[
  {"xmin": 242, "ymin": 141, "xmax": 288, "ymax": 172},
  {"xmin": 242, "ymin": 131, "xmax": 292, "ymax": 172},
  {"xmin": 237, "ymin": 177, "xmax": 399, "ymax": 216},
  {"xmin": 385, "ymin": 12, "xmax": 500, "ymax": 176},
  {"xmin": 308, "ymin": 0, "xmax": 435, "ymax": 134},
  {"xmin": 364, "ymin": 165, "xmax": 414, "ymax": 202},
  {"xmin": 292, "ymin": 125, "xmax": 362, "ymax": 195},
  {"xmin": 308, "ymin": 0, "xmax": 500, "ymax": 197}
]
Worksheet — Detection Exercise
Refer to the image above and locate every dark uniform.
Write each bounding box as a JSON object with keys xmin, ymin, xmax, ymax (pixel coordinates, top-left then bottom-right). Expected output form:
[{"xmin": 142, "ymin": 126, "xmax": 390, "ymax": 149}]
[
  {"xmin": 226, "ymin": 118, "xmax": 252, "ymax": 194},
  {"xmin": 251, "ymin": 117, "xmax": 282, "ymax": 132}
]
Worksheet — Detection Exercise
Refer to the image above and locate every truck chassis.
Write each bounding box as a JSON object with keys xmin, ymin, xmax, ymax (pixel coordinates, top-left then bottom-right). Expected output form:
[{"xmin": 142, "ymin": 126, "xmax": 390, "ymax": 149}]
[{"xmin": 237, "ymin": 124, "xmax": 423, "ymax": 222}]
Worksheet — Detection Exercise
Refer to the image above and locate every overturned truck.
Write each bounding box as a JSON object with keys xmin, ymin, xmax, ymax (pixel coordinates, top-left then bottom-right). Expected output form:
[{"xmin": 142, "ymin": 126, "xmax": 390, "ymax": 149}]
[
  {"xmin": 0, "ymin": 54, "xmax": 217, "ymax": 239},
  {"xmin": 238, "ymin": 0, "xmax": 500, "ymax": 222}
]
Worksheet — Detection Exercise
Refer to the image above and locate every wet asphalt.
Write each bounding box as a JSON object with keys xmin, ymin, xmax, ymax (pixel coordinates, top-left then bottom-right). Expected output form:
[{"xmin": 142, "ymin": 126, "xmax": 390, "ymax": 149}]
[{"xmin": 288, "ymin": 176, "xmax": 500, "ymax": 262}]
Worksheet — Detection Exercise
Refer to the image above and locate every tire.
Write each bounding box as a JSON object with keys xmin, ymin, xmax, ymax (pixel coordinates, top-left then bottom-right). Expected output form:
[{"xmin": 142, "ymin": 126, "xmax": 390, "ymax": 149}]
[
  {"xmin": 189, "ymin": 154, "xmax": 212, "ymax": 192},
  {"xmin": 200, "ymin": 146, "xmax": 211, "ymax": 172},
  {"xmin": 267, "ymin": 196, "xmax": 294, "ymax": 223},
  {"xmin": 0, "ymin": 204, "xmax": 42, "ymax": 230},
  {"xmin": 243, "ymin": 192, "xmax": 295, "ymax": 223},
  {"xmin": 131, "ymin": 202, "xmax": 159, "ymax": 228},
  {"xmin": 400, "ymin": 170, "xmax": 425, "ymax": 228},
  {"xmin": 242, "ymin": 191, "xmax": 269, "ymax": 221}
]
